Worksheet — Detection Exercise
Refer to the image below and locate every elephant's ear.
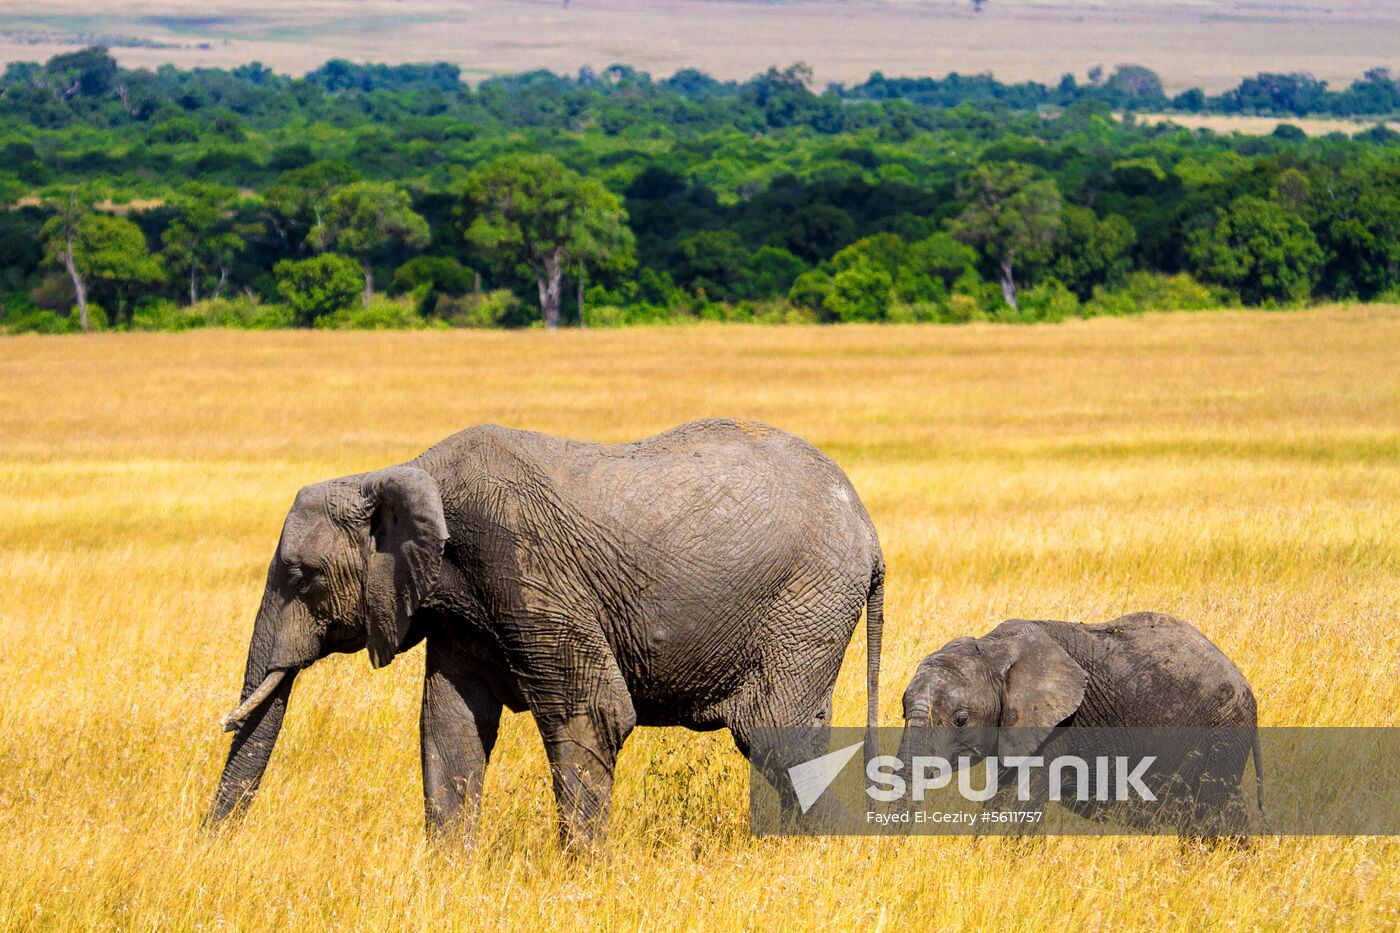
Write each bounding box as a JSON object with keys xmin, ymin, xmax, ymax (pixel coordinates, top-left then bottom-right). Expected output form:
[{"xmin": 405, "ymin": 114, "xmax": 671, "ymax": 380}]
[
  {"xmin": 359, "ymin": 466, "xmax": 448, "ymax": 669},
  {"xmin": 981, "ymin": 621, "xmax": 1086, "ymax": 759}
]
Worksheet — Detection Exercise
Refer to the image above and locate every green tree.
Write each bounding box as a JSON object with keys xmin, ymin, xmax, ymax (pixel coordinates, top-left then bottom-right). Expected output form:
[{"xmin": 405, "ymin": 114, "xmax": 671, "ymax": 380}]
[
  {"xmin": 1188, "ymin": 196, "xmax": 1323, "ymax": 305},
  {"xmin": 162, "ymin": 182, "xmax": 258, "ymax": 305},
  {"xmin": 787, "ymin": 268, "xmax": 836, "ymax": 317},
  {"xmin": 1313, "ymin": 161, "xmax": 1400, "ymax": 299},
  {"xmin": 782, "ymin": 203, "xmax": 857, "ymax": 263},
  {"xmin": 310, "ymin": 181, "xmax": 429, "ymax": 306},
  {"xmin": 828, "ymin": 254, "xmax": 893, "ymax": 322},
  {"xmin": 830, "ymin": 233, "xmax": 971, "ymax": 305},
  {"xmin": 43, "ymin": 197, "xmax": 164, "ymax": 329},
  {"xmin": 76, "ymin": 215, "xmax": 165, "ymax": 323},
  {"xmin": 275, "ymin": 254, "xmax": 363, "ymax": 326},
  {"xmin": 1104, "ymin": 65, "xmax": 1166, "ymax": 105},
  {"xmin": 264, "ymin": 161, "xmax": 360, "ymax": 256},
  {"xmin": 462, "ymin": 154, "xmax": 633, "ymax": 328},
  {"xmin": 38, "ymin": 187, "xmax": 94, "ymax": 332},
  {"xmin": 908, "ymin": 233, "xmax": 980, "ymax": 290},
  {"xmin": 1048, "ymin": 206, "xmax": 1137, "ymax": 298},
  {"xmin": 43, "ymin": 46, "xmax": 118, "ymax": 99},
  {"xmin": 745, "ymin": 246, "xmax": 806, "ymax": 298},
  {"xmin": 951, "ymin": 163, "xmax": 1063, "ymax": 311},
  {"xmin": 392, "ymin": 255, "xmax": 477, "ymax": 314},
  {"xmin": 674, "ymin": 229, "xmax": 748, "ymax": 301}
]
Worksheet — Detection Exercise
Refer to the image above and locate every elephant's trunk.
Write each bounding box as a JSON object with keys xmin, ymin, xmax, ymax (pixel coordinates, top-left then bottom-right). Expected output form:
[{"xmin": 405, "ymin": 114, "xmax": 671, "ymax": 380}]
[
  {"xmin": 205, "ymin": 564, "xmax": 316, "ymax": 826},
  {"xmin": 206, "ymin": 670, "xmax": 296, "ymax": 824}
]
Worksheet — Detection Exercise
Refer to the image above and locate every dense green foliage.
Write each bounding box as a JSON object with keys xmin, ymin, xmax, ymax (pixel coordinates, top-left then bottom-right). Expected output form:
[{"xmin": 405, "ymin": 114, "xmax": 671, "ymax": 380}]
[{"xmin": 5, "ymin": 49, "xmax": 1400, "ymax": 332}]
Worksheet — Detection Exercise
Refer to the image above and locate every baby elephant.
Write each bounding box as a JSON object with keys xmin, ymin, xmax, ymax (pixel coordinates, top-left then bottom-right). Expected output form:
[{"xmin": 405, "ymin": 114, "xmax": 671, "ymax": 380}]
[{"xmin": 900, "ymin": 611, "xmax": 1263, "ymax": 833}]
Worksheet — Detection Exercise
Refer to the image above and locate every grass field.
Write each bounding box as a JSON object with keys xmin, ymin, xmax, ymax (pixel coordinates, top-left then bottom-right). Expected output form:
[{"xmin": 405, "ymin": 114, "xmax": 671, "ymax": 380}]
[
  {"xmin": 2, "ymin": 0, "xmax": 1397, "ymax": 92},
  {"xmin": 2, "ymin": 307, "xmax": 1399, "ymax": 929},
  {"xmin": 1132, "ymin": 112, "xmax": 1392, "ymax": 137}
]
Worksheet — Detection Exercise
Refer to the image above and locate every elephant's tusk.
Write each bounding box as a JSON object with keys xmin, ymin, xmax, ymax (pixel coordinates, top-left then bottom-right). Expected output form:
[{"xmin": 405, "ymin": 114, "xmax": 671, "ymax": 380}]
[{"xmin": 221, "ymin": 670, "xmax": 287, "ymax": 732}]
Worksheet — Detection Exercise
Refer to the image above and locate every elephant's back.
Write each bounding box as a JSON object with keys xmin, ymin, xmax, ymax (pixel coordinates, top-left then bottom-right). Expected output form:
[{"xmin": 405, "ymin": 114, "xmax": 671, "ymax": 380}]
[
  {"xmin": 578, "ymin": 418, "xmax": 877, "ymax": 567},
  {"xmin": 605, "ymin": 418, "xmax": 850, "ymax": 482},
  {"xmin": 1046, "ymin": 614, "xmax": 1257, "ymax": 727},
  {"xmin": 432, "ymin": 418, "xmax": 878, "ymax": 591}
]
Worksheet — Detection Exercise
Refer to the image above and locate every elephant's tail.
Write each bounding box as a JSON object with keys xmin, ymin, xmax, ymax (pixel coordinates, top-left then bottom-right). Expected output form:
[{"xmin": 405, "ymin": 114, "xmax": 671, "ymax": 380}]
[{"xmin": 864, "ymin": 569, "xmax": 885, "ymax": 764}]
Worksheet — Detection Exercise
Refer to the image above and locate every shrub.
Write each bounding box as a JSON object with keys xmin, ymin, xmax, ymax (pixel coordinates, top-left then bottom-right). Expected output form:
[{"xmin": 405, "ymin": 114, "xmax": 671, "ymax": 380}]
[
  {"xmin": 130, "ymin": 300, "xmax": 193, "ymax": 331},
  {"xmin": 945, "ymin": 270, "xmax": 999, "ymax": 323},
  {"xmin": 787, "ymin": 269, "xmax": 836, "ymax": 317},
  {"xmin": 886, "ymin": 302, "xmax": 944, "ymax": 324},
  {"xmin": 1018, "ymin": 278, "xmax": 1082, "ymax": 322},
  {"xmin": 745, "ymin": 300, "xmax": 821, "ymax": 325},
  {"xmin": 29, "ymin": 272, "xmax": 77, "ymax": 312},
  {"xmin": 275, "ymin": 254, "xmax": 363, "ymax": 326},
  {"xmin": 316, "ymin": 296, "xmax": 434, "ymax": 330},
  {"xmin": 1085, "ymin": 272, "xmax": 1226, "ymax": 317},
  {"xmin": 147, "ymin": 117, "xmax": 200, "ymax": 144},
  {"xmin": 202, "ymin": 296, "xmax": 295, "ymax": 329},
  {"xmin": 583, "ymin": 303, "xmax": 687, "ymax": 327},
  {"xmin": 434, "ymin": 290, "xmax": 526, "ymax": 328},
  {"xmin": 828, "ymin": 256, "xmax": 893, "ymax": 322},
  {"xmin": 2, "ymin": 299, "xmax": 106, "ymax": 334},
  {"xmin": 131, "ymin": 296, "xmax": 295, "ymax": 331},
  {"xmin": 943, "ymin": 293, "xmax": 988, "ymax": 323},
  {"xmin": 392, "ymin": 256, "xmax": 476, "ymax": 311},
  {"xmin": 3, "ymin": 308, "xmax": 73, "ymax": 334}
]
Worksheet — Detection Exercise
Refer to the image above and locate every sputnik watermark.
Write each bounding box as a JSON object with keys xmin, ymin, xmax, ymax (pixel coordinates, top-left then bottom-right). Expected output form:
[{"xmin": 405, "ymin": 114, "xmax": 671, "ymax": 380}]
[
  {"xmin": 864, "ymin": 753, "xmax": 1158, "ymax": 803},
  {"xmin": 787, "ymin": 746, "xmax": 1156, "ymax": 812},
  {"xmin": 751, "ymin": 727, "xmax": 1400, "ymax": 836}
]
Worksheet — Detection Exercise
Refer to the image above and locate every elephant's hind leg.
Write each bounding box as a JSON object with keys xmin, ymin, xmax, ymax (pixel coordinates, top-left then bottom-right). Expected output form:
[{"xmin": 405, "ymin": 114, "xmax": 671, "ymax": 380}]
[
  {"xmin": 529, "ymin": 625, "xmax": 638, "ymax": 848},
  {"xmin": 724, "ymin": 585, "xmax": 864, "ymax": 824},
  {"xmin": 421, "ymin": 637, "xmax": 503, "ymax": 841}
]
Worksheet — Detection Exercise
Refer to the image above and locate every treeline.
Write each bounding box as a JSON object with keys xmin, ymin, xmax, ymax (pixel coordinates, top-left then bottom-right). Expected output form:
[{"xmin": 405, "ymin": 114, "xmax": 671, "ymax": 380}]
[
  {"xmin": 846, "ymin": 67, "xmax": 1400, "ymax": 119},
  {"xmin": 4, "ymin": 49, "xmax": 1400, "ymax": 333},
  {"xmin": 7, "ymin": 49, "xmax": 1400, "ymax": 133}
]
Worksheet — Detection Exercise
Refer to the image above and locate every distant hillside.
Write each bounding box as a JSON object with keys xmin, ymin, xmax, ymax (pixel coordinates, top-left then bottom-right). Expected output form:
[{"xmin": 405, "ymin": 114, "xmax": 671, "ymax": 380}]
[{"xmin": 0, "ymin": 0, "xmax": 1396, "ymax": 92}]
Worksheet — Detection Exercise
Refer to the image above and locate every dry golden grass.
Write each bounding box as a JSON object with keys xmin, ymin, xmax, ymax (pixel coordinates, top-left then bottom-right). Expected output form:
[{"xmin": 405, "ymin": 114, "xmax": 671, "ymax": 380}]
[
  {"xmin": 1132, "ymin": 113, "xmax": 1390, "ymax": 137},
  {"xmin": 2, "ymin": 307, "xmax": 1399, "ymax": 929}
]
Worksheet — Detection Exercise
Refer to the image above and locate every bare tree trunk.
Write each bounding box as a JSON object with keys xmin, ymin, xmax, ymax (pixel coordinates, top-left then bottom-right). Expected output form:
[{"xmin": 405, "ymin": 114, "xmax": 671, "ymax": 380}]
[
  {"xmin": 62, "ymin": 232, "xmax": 90, "ymax": 333},
  {"xmin": 190, "ymin": 263, "xmax": 199, "ymax": 307},
  {"xmin": 537, "ymin": 251, "xmax": 564, "ymax": 328},
  {"xmin": 473, "ymin": 271, "xmax": 482, "ymax": 301},
  {"xmin": 999, "ymin": 254, "xmax": 1018, "ymax": 311},
  {"xmin": 361, "ymin": 257, "xmax": 374, "ymax": 308},
  {"xmin": 577, "ymin": 265, "xmax": 587, "ymax": 328}
]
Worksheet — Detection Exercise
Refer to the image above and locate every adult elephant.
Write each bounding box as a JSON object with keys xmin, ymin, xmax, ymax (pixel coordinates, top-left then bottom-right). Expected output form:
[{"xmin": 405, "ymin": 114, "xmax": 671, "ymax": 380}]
[{"xmin": 208, "ymin": 419, "xmax": 885, "ymax": 844}]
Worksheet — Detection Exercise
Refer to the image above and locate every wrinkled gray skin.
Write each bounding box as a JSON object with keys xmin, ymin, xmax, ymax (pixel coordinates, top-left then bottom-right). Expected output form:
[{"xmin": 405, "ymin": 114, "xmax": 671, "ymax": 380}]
[
  {"xmin": 208, "ymin": 419, "xmax": 884, "ymax": 845},
  {"xmin": 900, "ymin": 612, "xmax": 1262, "ymax": 832}
]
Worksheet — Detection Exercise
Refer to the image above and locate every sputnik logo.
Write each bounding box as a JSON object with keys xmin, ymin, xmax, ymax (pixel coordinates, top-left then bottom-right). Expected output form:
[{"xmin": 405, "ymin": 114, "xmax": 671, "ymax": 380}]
[{"xmin": 787, "ymin": 742, "xmax": 864, "ymax": 813}]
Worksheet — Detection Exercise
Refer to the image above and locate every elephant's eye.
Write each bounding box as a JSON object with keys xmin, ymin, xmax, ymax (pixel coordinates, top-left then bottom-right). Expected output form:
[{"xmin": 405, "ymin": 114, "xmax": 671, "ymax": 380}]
[
  {"xmin": 287, "ymin": 564, "xmax": 311, "ymax": 593},
  {"xmin": 953, "ymin": 710, "xmax": 971, "ymax": 728}
]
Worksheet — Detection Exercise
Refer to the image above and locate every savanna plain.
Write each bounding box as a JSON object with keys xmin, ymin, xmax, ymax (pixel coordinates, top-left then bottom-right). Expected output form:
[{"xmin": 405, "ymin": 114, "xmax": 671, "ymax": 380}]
[
  {"xmin": 2, "ymin": 308, "xmax": 1399, "ymax": 929},
  {"xmin": 3, "ymin": 0, "xmax": 1398, "ymax": 92}
]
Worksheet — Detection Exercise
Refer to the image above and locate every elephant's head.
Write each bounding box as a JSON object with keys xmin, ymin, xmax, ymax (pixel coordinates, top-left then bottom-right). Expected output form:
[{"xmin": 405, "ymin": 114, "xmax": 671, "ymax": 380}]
[
  {"xmin": 206, "ymin": 465, "xmax": 447, "ymax": 824},
  {"xmin": 899, "ymin": 621, "xmax": 1087, "ymax": 765}
]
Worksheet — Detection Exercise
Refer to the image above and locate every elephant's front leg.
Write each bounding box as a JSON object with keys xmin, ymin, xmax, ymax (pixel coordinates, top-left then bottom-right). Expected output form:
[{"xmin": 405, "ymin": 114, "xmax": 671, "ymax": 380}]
[{"xmin": 420, "ymin": 637, "xmax": 502, "ymax": 840}]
